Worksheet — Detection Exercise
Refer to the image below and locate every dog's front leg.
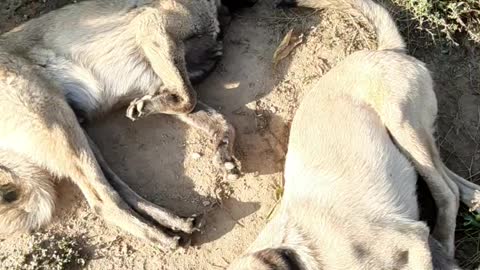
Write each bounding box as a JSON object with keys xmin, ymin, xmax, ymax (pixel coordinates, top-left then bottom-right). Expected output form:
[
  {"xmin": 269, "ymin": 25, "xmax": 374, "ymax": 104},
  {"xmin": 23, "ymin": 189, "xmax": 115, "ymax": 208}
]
[
  {"xmin": 174, "ymin": 101, "xmax": 240, "ymax": 180},
  {"xmin": 84, "ymin": 132, "xmax": 204, "ymax": 235}
]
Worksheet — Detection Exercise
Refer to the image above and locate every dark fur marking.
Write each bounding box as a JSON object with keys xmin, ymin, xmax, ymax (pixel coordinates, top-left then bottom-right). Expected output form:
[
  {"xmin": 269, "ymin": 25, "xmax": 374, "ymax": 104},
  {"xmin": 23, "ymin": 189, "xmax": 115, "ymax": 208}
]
[
  {"xmin": 395, "ymin": 250, "xmax": 409, "ymax": 268},
  {"xmin": 279, "ymin": 249, "xmax": 302, "ymax": 270},
  {"xmin": 352, "ymin": 243, "xmax": 370, "ymax": 261},
  {"xmin": 0, "ymin": 167, "xmax": 19, "ymax": 203},
  {"xmin": 0, "ymin": 186, "xmax": 18, "ymax": 203},
  {"xmin": 254, "ymin": 248, "xmax": 302, "ymax": 270}
]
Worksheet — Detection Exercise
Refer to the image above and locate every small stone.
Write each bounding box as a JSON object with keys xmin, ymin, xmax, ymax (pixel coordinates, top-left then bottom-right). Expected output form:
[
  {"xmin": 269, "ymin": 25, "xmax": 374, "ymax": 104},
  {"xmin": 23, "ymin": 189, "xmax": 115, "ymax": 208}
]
[
  {"xmin": 227, "ymin": 174, "xmax": 239, "ymax": 181},
  {"xmin": 224, "ymin": 162, "xmax": 236, "ymax": 170},
  {"xmin": 224, "ymin": 82, "xmax": 240, "ymax": 89},
  {"xmin": 191, "ymin": 152, "xmax": 202, "ymax": 160},
  {"xmin": 202, "ymin": 201, "xmax": 211, "ymax": 207}
]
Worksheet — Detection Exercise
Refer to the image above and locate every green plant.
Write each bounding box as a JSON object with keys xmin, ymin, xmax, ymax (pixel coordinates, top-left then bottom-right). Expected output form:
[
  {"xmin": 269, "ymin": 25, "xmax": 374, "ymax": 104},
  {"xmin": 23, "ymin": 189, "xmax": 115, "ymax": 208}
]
[
  {"xmin": 392, "ymin": 0, "xmax": 480, "ymax": 45},
  {"xmin": 17, "ymin": 233, "xmax": 86, "ymax": 270}
]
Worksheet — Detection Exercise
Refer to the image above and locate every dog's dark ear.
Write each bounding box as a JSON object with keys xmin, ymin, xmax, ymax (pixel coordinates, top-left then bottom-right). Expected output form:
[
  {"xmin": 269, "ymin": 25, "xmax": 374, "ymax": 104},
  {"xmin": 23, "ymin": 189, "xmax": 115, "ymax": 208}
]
[
  {"xmin": 221, "ymin": 0, "xmax": 257, "ymax": 12},
  {"xmin": 253, "ymin": 248, "xmax": 303, "ymax": 270}
]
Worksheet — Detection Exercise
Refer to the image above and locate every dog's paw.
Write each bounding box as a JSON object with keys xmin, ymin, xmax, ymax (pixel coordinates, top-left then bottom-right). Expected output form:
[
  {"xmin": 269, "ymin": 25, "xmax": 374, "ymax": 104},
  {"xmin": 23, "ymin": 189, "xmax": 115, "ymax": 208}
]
[
  {"xmin": 191, "ymin": 213, "xmax": 207, "ymax": 232},
  {"xmin": 126, "ymin": 95, "xmax": 152, "ymax": 121},
  {"xmin": 170, "ymin": 214, "xmax": 206, "ymax": 249},
  {"xmin": 214, "ymin": 139, "xmax": 241, "ymax": 180},
  {"xmin": 223, "ymin": 160, "xmax": 241, "ymax": 181}
]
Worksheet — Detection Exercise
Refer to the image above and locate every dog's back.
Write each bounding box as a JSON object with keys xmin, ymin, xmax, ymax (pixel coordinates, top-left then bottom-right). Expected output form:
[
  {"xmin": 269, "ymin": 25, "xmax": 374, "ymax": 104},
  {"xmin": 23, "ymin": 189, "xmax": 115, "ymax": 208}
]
[
  {"xmin": 285, "ymin": 96, "xmax": 418, "ymax": 221},
  {"xmin": 229, "ymin": 95, "xmax": 431, "ymax": 269}
]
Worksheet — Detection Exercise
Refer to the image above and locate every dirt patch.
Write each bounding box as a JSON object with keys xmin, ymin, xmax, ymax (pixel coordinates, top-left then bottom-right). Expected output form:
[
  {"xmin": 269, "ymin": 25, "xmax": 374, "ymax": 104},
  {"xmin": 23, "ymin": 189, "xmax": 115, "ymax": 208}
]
[{"xmin": 0, "ymin": 0, "xmax": 479, "ymax": 269}]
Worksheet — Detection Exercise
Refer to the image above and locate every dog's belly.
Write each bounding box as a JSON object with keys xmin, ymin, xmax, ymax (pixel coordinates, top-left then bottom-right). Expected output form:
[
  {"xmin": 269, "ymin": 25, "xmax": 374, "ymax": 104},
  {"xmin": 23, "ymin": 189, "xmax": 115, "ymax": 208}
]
[
  {"xmin": 285, "ymin": 95, "xmax": 419, "ymax": 220},
  {"xmin": 41, "ymin": 50, "xmax": 156, "ymax": 120}
]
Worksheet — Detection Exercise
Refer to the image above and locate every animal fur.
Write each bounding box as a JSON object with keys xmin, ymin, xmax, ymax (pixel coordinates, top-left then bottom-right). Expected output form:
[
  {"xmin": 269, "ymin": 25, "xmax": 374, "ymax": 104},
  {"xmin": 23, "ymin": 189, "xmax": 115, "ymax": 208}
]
[
  {"xmin": 229, "ymin": 0, "xmax": 480, "ymax": 268},
  {"xmin": 0, "ymin": 0, "xmax": 250, "ymax": 248}
]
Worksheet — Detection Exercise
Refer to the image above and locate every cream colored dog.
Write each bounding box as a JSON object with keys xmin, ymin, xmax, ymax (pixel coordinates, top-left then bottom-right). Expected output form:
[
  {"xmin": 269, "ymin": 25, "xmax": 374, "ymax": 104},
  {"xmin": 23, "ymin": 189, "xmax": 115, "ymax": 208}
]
[
  {"xmin": 0, "ymin": 0, "xmax": 256, "ymax": 249},
  {"xmin": 228, "ymin": 0, "xmax": 480, "ymax": 268}
]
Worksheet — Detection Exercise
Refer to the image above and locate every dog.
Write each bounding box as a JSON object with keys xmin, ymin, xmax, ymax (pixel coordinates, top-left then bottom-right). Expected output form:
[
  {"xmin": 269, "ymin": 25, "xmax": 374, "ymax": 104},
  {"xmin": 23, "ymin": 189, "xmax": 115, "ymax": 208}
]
[
  {"xmin": 228, "ymin": 0, "xmax": 480, "ymax": 268},
  {"xmin": 0, "ymin": 0, "xmax": 255, "ymax": 249}
]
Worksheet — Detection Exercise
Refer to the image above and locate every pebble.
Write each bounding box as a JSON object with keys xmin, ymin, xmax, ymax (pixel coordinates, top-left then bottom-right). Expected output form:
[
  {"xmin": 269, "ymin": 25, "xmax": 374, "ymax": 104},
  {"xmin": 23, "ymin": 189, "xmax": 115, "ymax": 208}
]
[
  {"xmin": 224, "ymin": 162, "xmax": 236, "ymax": 170},
  {"xmin": 227, "ymin": 174, "xmax": 239, "ymax": 181},
  {"xmin": 191, "ymin": 152, "xmax": 202, "ymax": 160}
]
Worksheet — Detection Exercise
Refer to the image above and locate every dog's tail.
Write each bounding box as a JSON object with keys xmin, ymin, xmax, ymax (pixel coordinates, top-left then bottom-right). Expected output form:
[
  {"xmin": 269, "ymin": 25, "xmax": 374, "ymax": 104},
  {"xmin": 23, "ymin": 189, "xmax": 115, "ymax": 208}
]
[
  {"xmin": 0, "ymin": 151, "xmax": 55, "ymax": 234},
  {"xmin": 277, "ymin": 0, "xmax": 405, "ymax": 51}
]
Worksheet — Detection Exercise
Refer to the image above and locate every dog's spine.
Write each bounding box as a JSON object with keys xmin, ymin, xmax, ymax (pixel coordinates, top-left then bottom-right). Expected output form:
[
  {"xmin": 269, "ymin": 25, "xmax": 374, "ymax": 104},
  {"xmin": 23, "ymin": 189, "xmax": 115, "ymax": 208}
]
[
  {"xmin": 279, "ymin": 0, "xmax": 405, "ymax": 51},
  {"xmin": 0, "ymin": 153, "xmax": 55, "ymax": 234}
]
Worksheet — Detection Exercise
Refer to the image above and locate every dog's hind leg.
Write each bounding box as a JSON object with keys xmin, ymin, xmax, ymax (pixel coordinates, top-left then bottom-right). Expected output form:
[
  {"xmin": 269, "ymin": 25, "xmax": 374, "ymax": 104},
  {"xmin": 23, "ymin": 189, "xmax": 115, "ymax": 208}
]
[
  {"xmin": 0, "ymin": 75, "xmax": 185, "ymax": 249},
  {"xmin": 383, "ymin": 117, "xmax": 458, "ymax": 257},
  {"xmin": 360, "ymin": 57, "xmax": 460, "ymax": 256},
  {"xmin": 441, "ymin": 164, "xmax": 480, "ymax": 212},
  {"xmin": 429, "ymin": 236, "xmax": 461, "ymax": 270},
  {"xmin": 174, "ymin": 101, "xmax": 239, "ymax": 180},
  {"xmin": 0, "ymin": 151, "xmax": 55, "ymax": 234},
  {"xmin": 376, "ymin": 77, "xmax": 459, "ymax": 257},
  {"xmin": 84, "ymin": 132, "xmax": 202, "ymax": 233}
]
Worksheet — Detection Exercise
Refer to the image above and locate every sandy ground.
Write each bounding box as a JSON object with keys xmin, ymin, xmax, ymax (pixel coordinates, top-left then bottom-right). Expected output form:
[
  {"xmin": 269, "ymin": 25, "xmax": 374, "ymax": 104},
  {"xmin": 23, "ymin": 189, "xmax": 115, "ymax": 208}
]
[{"xmin": 0, "ymin": 0, "xmax": 479, "ymax": 269}]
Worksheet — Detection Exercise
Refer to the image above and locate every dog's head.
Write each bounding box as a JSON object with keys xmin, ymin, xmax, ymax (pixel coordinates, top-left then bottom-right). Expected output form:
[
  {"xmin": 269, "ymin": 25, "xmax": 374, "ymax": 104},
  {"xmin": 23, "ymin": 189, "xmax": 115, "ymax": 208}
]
[
  {"xmin": 181, "ymin": 0, "xmax": 257, "ymax": 84},
  {"xmin": 142, "ymin": 0, "xmax": 256, "ymax": 115},
  {"xmin": 134, "ymin": 0, "xmax": 221, "ymax": 115}
]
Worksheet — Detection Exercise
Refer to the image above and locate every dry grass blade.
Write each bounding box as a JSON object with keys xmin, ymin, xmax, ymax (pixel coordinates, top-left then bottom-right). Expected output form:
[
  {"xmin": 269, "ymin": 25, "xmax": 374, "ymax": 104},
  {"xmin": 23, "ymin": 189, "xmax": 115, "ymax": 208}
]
[
  {"xmin": 273, "ymin": 29, "xmax": 304, "ymax": 66},
  {"xmin": 266, "ymin": 184, "xmax": 284, "ymax": 220}
]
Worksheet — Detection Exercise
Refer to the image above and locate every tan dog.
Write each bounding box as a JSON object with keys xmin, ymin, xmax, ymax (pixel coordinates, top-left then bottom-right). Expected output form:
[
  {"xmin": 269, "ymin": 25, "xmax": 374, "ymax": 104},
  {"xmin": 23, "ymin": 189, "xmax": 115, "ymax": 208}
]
[
  {"xmin": 228, "ymin": 0, "xmax": 480, "ymax": 268},
  {"xmin": 0, "ymin": 0, "xmax": 256, "ymax": 249}
]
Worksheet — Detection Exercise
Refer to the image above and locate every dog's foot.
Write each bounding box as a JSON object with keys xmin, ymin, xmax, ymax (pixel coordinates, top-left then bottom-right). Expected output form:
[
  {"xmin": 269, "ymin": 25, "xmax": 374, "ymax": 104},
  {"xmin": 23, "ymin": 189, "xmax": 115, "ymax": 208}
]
[
  {"xmin": 174, "ymin": 102, "xmax": 241, "ymax": 180},
  {"xmin": 147, "ymin": 232, "xmax": 182, "ymax": 251},
  {"xmin": 190, "ymin": 213, "xmax": 207, "ymax": 232},
  {"xmin": 158, "ymin": 214, "xmax": 205, "ymax": 249},
  {"xmin": 126, "ymin": 95, "xmax": 153, "ymax": 121},
  {"xmin": 170, "ymin": 214, "xmax": 206, "ymax": 234},
  {"xmin": 215, "ymin": 136, "xmax": 240, "ymax": 180},
  {"xmin": 468, "ymin": 190, "xmax": 480, "ymax": 212}
]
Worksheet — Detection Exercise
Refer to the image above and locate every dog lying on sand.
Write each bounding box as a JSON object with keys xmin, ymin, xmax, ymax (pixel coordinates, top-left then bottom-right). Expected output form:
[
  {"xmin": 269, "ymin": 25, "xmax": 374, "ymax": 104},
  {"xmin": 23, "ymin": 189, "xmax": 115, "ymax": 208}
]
[
  {"xmin": 0, "ymin": 0, "xmax": 255, "ymax": 249},
  {"xmin": 228, "ymin": 0, "xmax": 480, "ymax": 268}
]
